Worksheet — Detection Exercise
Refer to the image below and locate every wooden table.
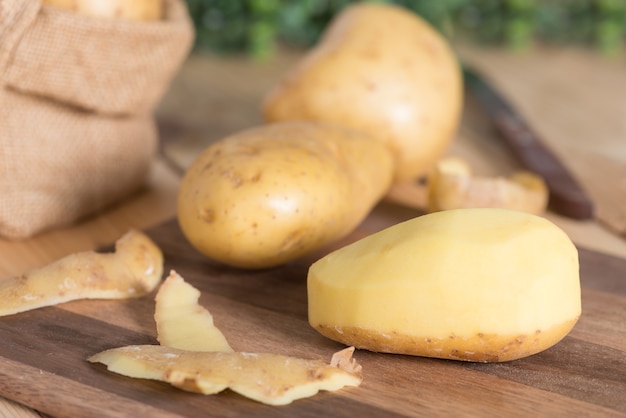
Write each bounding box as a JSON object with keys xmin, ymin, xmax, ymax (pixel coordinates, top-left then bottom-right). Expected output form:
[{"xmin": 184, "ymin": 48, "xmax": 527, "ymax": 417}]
[{"xmin": 1, "ymin": 45, "xmax": 625, "ymax": 417}]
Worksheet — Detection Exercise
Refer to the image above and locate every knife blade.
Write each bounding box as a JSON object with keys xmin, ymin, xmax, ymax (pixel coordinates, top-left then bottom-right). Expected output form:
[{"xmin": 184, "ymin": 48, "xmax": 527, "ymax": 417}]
[{"xmin": 463, "ymin": 67, "xmax": 595, "ymax": 220}]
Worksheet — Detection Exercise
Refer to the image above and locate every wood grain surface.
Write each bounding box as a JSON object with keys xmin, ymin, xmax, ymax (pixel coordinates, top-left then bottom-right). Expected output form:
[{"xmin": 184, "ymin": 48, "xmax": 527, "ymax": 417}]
[{"xmin": 0, "ymin": 203, "xmax": 625, "ymax": 418}]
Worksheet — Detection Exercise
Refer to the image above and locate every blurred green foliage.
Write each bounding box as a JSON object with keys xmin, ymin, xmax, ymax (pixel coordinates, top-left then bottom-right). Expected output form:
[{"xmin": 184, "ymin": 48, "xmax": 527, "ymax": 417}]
[{"xmin": 184, "ymin": 0, "xmax": 626, "ymax": 57}]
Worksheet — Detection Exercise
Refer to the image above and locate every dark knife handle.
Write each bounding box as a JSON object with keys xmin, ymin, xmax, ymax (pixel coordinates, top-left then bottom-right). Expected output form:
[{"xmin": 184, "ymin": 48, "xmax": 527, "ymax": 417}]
[
  {"xmin": 492, "ymin": 111, "xmax": 594, "ymax": 219},
  {"xmin": 464, "ymin": 67, "xmax": 595, "ymax": 220}
]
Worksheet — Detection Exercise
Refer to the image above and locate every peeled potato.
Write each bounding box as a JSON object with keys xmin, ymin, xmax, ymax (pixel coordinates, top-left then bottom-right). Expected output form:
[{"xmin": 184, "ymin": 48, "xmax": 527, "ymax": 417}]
[
  {"xmin": 262, "ymin": 2, "xmax": 462, "ymax": 182},
  {"xmin": 177, "ymin": 121, "xmax": 394, "ymax": 269},
  {"xmin": 427, "ymin": 157, "xmax": 548, "ymax": 214},
  {"xmin": 308, "ymin": 208, "xmax": 581, "ymax": 362}
]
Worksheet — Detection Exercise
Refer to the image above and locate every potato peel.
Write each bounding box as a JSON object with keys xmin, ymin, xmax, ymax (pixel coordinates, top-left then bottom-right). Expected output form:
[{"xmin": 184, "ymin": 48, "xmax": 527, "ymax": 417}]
[
  {"xmin": 427, "ymin": 157, "xmax": 548, "ymax": 215},
  {"xmin": 155, "ymin": 270, "xmax": 233, "ymax": 352},
  {"xmin": 91, "ymin": 271, "xmax": 362, "ymax": 405},
  {"xmin": 0, "ymin": 230, "xmax": 163, "ymax": 317},
  {"xmin": 88, "ymin": 345, "xmax": 362, "ymax": 406}
]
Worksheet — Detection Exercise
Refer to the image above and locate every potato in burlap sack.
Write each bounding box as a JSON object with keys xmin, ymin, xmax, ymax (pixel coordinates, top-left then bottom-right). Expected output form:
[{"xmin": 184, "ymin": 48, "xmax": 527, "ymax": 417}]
[{"xmin": 0, "ymin": 0, "xmax": 194, "ymax": 239}]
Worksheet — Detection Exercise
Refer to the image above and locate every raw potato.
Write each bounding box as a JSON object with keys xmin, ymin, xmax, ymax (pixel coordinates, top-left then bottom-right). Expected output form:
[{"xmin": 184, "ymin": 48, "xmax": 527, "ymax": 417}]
[
  {"xmin": 177, "ymin": 121, "xmax": 394, "ymax": 269},
  {"xmin": 262, "ymin": 2, "xmax": 463, "ymax": 182},
  {"xmin": 43, "ymin": 0, "xmax": 162, "ymax": 21},
  {"xmin": 155, "ymin": 270, "xmax": 233, "ymax": 352},
  {"xmin": 88, "ymin": 345, "xmax": 362, "ymax": 406},
  {"xmin": 0, "ymin": 230, "xmax": 163, "ymax": 316},
  {"xmin": 427, "ymin": 157, "xmax": 548, "ymax": 214},
  {"xmin": 308, "ymin": 208, "xmax": 581, "ymax": 362}
]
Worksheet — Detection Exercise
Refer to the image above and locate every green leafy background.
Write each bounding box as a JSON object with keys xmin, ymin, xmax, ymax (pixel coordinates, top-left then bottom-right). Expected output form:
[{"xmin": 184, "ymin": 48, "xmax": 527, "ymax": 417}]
[{"xmin": 184, "ymin": 0, "xmax": 626, "ymax": 58}]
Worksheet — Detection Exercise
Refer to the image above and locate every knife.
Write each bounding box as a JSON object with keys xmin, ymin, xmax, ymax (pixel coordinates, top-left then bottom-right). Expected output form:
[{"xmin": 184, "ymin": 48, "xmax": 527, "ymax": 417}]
[{"xmin": 463, "ymin": 67, "xmax": 595, "ymax": 220}]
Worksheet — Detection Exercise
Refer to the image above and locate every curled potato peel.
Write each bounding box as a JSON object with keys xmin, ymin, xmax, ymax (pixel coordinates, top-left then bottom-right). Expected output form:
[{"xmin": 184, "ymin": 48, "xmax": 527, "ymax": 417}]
[
  {"xmin": 155, "ymin": 270, "xmax": 233, "ymax": 352},
  {"xmin": 385, "ymin": 157, "xmax": 549, "ymax": 215},
  {"xmin": 89, "ymin": 345, "xmax": 362, "ymax": 406},
  {"xmin": 0, "ymin": 230, "xmax": 163, "ymax": 316},
  {"xmin": 427, "ymin": 157, "xmax": 548, "ymax": 214},
  {"xmin": 91, "ymin": 271, "xmax": 362, "ymax": 405}
]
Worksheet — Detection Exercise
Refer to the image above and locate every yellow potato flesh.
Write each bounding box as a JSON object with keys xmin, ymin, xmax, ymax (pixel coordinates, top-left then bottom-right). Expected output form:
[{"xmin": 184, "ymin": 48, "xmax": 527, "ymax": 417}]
[
  {"xmin": 262, "ymin": 3, "xmax": 462, "ymax": 182},
  {"xmin": 155, "ymin": 271, "xmax": 233, "ymax": 352},
  {"xmin": 177, "ymin": 121, "xmax": 394, "ymax": 269},
  {"xmin": 308, "ymin": 208, "xmax": 581, "ymax": 362}
]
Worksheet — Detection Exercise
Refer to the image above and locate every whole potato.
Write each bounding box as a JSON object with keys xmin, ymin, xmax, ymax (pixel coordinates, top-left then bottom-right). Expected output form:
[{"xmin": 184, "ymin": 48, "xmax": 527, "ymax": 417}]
[
  {"xmin": 43, "ymin": 0, "xmax": 162, "ymax": 21},
  {"xmin": 262, "ymin": 2, "xmax": 463, "ymax": 182},
  {"xmin": 177, "ymin": 121, "xmax": 394, "ymax": 269}
]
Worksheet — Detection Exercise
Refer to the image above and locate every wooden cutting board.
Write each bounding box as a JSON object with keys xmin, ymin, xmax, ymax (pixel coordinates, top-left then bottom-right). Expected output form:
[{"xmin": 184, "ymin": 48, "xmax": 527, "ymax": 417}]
[{"xmin": 0, "ymin": 203, "xmax": 625, "ymax": 417}]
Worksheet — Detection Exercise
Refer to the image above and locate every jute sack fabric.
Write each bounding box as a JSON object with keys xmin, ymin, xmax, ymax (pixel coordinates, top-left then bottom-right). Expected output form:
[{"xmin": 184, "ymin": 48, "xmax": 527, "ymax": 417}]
[
  {"xmin": 2, "ymin": 0, "xmax": 194, "ymax": 115},
  {"xmin": 0, "ymin": 0, "xmax": 194, "ymax": 239},
  {"xmin": 0, "ymin": 89, "xmax": 158, "ymax": 239}
]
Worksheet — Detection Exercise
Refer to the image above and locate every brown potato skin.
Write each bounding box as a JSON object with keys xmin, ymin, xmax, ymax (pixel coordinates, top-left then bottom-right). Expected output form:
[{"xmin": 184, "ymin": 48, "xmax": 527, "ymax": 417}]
[
  {"xmin": 262, "ymin": 2, "xmax": 463, "ymax": 182},
  {"xmin": 313, "ymin": 317, "xmax": 579, "ymax": 362},
  {"xmin": 177, "ymin": 121, "xmax": 394, "ymax": 269}
]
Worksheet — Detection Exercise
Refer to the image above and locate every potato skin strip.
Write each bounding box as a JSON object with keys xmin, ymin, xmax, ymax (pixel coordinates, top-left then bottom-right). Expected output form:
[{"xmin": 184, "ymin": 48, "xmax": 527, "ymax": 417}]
[
  {"xmin": 89, "ymin": 345, "xmax": 362, "ymax": 406},
  {"xmin": 0, "ymin": 230, "xmax": 163, "ymax": 316},
  {"xmin": 427, "ymin": 157, "xmax": 548, "ymax": 215},
  {"xmin": 155, "ymin": 270, "xmax": 234, "ymax": 352}
]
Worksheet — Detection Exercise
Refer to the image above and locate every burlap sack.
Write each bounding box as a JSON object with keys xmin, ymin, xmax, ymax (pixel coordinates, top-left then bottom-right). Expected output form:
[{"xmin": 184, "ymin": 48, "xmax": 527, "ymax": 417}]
[
  {"xmin": 0, "ymin": 89, "xmax": 158, "ymax": 239},
  {"xmin": 2, "ymin": 0, "xmax": 194, "ymax": 115},
  {"xmin": 0, "ymin": 0, "xmax": 194, "ymax": 239}
]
